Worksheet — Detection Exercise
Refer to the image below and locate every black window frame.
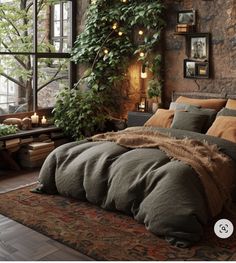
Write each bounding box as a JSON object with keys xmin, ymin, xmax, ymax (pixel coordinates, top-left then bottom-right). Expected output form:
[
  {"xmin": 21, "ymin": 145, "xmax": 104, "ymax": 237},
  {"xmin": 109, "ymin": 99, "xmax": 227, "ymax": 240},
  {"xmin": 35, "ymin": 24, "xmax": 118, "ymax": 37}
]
[{"xmin": 0, "ymin": 0, "xmax": 76, "ymax": 114}]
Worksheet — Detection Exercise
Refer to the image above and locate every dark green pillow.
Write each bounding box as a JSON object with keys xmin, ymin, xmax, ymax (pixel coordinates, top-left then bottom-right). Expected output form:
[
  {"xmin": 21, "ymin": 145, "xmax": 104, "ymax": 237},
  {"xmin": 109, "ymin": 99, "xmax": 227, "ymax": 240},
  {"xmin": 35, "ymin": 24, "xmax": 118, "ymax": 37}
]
[
  {"xmin": 217, "ymin": 107, "xmax": 236, "ymax": 117},
  {"xmin": 169, "ymin": 102, "xmax": 200, "ymax": 111},
  {"xmin": 171, "ymin": 111, "xmax": 208, "ymax": 133},
  {"xmin": 186, "ymin": 106, "xmax": 217, "ymax": 133}
]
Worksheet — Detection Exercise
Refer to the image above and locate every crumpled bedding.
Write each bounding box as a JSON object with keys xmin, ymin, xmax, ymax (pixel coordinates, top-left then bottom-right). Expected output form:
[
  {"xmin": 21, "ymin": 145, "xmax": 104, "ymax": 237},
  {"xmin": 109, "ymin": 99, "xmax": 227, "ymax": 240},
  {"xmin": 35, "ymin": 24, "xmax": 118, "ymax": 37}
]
[{"xmin": 36, "ymin": 127, "xmax": 236, "ymax": 247}]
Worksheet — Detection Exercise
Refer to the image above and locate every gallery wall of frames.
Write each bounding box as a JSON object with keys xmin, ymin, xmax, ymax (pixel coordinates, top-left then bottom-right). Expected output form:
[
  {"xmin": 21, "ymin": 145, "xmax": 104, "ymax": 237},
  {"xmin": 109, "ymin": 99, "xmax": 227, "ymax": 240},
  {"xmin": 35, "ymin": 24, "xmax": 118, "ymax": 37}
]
[{"xmin": 175, "ymin": 9, "xmax": 210, "ymax": 79}]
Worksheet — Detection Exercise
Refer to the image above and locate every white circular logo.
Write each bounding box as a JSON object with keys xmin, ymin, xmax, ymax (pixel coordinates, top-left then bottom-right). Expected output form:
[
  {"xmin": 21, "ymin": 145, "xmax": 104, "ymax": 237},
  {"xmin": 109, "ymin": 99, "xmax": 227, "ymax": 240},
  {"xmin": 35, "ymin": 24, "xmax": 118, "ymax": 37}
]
[{"xmin": 214, "ymin": 219, "xmax": 234, "ymax": 239}]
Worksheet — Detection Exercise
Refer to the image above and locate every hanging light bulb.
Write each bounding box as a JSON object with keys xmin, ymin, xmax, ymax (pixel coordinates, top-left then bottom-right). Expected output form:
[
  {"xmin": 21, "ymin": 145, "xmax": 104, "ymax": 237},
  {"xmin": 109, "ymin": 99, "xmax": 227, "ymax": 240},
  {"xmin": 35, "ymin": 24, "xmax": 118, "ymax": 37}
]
[
  {"xmin": 118, "ymin": 31, "xmax": 123, "ymax": 36},
  {"xmin": 138, "ymin": 30, "xmax": 144, "ymax": 36},
  {"xmin": 121, "ymin": 0, "xmax": 127, "ymax": 2},
  {"xmin": 141, "ymin": 64, "xmax": 147, "ymax": 79}
]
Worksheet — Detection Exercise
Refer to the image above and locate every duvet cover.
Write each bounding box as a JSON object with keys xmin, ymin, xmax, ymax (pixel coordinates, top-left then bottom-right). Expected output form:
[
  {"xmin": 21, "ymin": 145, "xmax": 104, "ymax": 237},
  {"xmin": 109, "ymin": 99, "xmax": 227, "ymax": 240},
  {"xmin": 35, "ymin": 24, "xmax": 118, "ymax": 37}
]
[{"xmin": 37, "ymin": 127, "xmax": 236, "ymax": 247}]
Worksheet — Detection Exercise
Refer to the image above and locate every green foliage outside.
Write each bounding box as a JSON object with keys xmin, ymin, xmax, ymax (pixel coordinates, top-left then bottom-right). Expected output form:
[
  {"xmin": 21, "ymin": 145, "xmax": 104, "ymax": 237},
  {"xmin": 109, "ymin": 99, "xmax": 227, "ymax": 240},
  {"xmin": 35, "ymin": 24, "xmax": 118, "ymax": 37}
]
[
  {"xmin": 0, "ymin": 0, "xmax": 67, "ymax": 112},
  {"xmin": 54, "ymin": 0, "xmax": 165, "ymax": 140}
]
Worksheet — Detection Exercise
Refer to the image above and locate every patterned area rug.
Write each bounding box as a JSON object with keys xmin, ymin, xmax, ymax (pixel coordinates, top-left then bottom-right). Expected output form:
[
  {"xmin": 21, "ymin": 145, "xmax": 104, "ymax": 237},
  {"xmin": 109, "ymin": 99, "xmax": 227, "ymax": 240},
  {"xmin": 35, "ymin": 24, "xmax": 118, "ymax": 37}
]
[{"xmin": 0, "ymin": 186, "xmax": 235, "ymax": 261}]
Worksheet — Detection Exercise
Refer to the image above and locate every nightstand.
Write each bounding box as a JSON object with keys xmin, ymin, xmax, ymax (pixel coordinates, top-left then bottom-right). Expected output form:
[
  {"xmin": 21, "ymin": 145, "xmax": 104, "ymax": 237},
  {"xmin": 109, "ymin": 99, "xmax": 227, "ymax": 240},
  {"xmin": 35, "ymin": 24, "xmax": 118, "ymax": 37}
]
[{"xmin": 127, "ymin": 111, "xmax": 153, "ymax": 127}]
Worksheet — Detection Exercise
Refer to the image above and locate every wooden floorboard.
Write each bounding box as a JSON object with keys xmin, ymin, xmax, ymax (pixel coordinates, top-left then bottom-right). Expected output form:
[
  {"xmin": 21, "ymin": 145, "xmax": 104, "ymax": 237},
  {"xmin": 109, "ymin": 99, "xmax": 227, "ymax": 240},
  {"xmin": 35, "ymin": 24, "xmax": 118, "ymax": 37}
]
[{"xmin": 0, "ymin": 169, "xmax": 93, "ymax": 261}]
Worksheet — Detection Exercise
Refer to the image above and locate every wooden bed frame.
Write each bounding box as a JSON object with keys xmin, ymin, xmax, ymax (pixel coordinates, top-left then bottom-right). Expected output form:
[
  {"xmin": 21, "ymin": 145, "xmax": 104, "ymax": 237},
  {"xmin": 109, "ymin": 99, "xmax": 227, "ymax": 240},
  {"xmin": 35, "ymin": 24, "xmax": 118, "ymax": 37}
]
[{"xmin": 172, "ymin": 91, "xmax": 236, "ymax": 102}]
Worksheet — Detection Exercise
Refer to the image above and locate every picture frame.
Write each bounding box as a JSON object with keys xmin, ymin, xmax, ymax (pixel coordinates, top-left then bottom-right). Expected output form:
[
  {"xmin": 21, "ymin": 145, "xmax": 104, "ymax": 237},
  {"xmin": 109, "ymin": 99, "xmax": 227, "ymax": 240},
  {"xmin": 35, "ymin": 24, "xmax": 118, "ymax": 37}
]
[
  {"xmin": 184, "ymin": 60, "xmax": 209, "ymax": 79},
  {"xmin": 177, "ymin": 10, "xmax": 196, "ymax": 25},
  {"xmin": 187, "ymin": 33, "xmax": 210, "ymax": 61},
  {"xmin": 196, "ymin": 63, "xmax": 209, "ymax": 78}
]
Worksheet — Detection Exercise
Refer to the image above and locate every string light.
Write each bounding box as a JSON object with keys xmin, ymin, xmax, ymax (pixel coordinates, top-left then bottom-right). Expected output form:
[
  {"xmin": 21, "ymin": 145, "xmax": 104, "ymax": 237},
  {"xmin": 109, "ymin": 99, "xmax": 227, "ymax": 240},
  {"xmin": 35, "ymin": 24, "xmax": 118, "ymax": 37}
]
[
  {"xmin": 139, "ymin": 52, "xmax": 145, "ymax": 57},
  {"xmin": 112, "ymin": 23, "xmax": 118, "ymax": 30},
  {"xmin": 118, "ymin": 31, "xmax": 123, "ymax": 36},
  {"xmin": 104, "ymin": 48, "xmax": 109, "ymax": 54},
  {"xmin": 138, "ymin": 30, "xmax": 144, "ymax": 36},
  {"xmin": 121, "ymin": 0, "xmax": 127, "ymax": 2}
]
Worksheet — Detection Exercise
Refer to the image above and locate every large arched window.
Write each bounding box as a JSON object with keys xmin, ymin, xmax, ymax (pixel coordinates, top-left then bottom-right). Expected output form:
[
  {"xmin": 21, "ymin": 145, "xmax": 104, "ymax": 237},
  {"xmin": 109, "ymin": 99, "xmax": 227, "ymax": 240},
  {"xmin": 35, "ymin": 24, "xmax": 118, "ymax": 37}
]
[{"xmin": 0, "ymin": 0, "xmax": 75, "ymax": 115}]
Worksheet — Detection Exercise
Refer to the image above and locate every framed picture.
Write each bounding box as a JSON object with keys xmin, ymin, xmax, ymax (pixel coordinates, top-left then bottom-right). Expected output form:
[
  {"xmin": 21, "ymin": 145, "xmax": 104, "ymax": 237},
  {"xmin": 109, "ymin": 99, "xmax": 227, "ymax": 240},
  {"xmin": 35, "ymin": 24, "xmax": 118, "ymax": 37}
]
[
  {"xmin": 177, "ymin": 10, "xmax": 196, "ymax": 25},
  {"xmin": 196, "ymin": 63, "xmax": 209, "ymax": 78},
  {"xmin": 184, "ymin": 60, "xmax": 196, "ymax": 78},
  {"xmin": 184, "ymin": 60, "xmax": 209, "ymax": 79},
  {"xmin": 187, "ymin": 33, "xmax": 210, "ymax": 61}
]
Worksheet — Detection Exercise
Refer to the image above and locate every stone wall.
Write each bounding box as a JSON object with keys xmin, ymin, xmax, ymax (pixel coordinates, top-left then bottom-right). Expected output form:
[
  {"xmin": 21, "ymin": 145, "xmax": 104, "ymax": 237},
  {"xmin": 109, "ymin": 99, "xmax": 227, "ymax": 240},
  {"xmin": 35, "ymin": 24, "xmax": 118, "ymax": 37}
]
[{"xmin": 164, "ymin": 0, "xmax": 236, "ymax": 106}]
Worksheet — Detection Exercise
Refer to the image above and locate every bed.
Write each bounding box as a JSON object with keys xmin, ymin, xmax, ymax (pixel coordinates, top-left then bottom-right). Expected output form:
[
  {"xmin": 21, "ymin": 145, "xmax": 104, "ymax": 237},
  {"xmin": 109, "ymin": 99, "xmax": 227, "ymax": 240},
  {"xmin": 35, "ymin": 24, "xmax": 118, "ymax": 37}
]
[{"xmin": 36, "ymin": 91, "xmax": 236, "ymax": 247}]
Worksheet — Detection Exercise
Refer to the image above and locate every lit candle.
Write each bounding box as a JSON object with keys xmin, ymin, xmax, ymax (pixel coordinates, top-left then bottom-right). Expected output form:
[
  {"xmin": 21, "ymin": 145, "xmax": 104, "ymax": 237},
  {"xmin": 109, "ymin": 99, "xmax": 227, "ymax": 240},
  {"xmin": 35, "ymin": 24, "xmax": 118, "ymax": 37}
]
[
  {"xmin": 41, "ymin": 116, "xmax": 47, "ymax": 125},
  {"xmin": 31, "ymin": 112, "xmax": 39, "ymax": 124}
]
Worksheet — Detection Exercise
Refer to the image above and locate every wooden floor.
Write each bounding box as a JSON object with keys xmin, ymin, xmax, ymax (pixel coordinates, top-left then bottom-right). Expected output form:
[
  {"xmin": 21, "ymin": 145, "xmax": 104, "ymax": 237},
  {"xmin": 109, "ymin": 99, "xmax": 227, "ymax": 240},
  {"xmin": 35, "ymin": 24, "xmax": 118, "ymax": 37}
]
[{"xmin": 0, "ymin": 169, "xmax": 93, "ymax": 261}]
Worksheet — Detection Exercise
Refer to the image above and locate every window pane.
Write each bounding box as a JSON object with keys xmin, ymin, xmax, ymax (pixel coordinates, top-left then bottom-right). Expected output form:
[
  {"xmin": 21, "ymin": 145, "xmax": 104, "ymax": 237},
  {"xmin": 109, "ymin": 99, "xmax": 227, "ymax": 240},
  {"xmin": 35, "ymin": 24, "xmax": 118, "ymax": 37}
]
[
  {"xmin": 0, "ymin": 55, "xmax": 33, "ymax": 114},
  {"xmin": 54, "ymin": 21, "xmax": 61, "ymax": 37},
  {"xmin": 54, "ymin": 4, "xmax": 60, "ymax": 20},
  {"xmin": 0, "ymin": 0, "xmax": 33, "ymax": 52},
  {"xmin": 37, "ymin": 58, "xmax": 69, "ymax": 109},
  {"xmin": 63, "ymin": 2, "xmax": 68, "ymax": 20}
]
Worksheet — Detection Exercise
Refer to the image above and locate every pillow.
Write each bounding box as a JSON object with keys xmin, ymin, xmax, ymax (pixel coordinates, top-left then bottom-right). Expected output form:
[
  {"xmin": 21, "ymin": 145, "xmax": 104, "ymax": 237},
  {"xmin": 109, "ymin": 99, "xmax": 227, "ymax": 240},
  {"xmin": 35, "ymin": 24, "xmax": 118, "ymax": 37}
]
[
  {"xmin": 186, "ymin": 106, "xmax": 217, "ymax": 132},
  {"xmin": 170, "ymin": 111, "xmax": 208, "ymax": 133},
  {"xmin": 225, "ymin": 99, "xmax": 236, "ymax": 110},
  {"xmin": 217, "ymin": 107, "xmax": 236, "ymax": 117},
  {"xmin": 144, "ymin": 109, "xmax": 174, "ymax": 128},
  {"xmin": 207, "ymin": 116, "xmax": 236, "ymax": 143},
  {"xmin": 176, "ymin": 96, "xmax": 226, "ymax": 111},
  {"xmin": 169, "ymin": 102, "xmax": 200, "ymax": 111}
]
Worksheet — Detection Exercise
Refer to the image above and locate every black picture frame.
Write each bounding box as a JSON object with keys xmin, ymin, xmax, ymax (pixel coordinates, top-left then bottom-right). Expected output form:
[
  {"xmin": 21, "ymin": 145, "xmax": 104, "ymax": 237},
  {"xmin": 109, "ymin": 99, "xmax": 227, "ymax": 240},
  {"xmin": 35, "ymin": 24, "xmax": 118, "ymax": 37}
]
[
  {"xmin": 177, "ymin": 10, "xmax": 196, "ymax": 25},
  {"xmin": 187, "ymin": 33, "xmax": 210, "ymax": 61},
  {"xmin": 196, "ymin": 63, "xmax": 209, "ymax": 78},
  {"xmin": 184, "ymin": 59, "xmax": 209, "ymax": 79}
]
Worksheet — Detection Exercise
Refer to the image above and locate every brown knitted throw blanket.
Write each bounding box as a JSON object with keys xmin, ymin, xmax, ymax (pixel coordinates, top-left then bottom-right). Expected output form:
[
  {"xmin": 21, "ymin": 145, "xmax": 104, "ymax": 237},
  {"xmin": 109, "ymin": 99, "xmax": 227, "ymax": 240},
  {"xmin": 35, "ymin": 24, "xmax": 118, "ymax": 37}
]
[{"xmin": 92, "ymin": 128, "xmax": 235, "ymax": 217}]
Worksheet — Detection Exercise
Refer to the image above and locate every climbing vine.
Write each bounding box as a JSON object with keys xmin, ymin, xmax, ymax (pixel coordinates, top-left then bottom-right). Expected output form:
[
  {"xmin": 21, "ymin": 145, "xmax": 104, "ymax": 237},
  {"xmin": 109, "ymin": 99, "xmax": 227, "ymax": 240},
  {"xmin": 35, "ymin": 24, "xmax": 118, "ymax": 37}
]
[{"xmin": 54, "ymin": 0, "xmax": 165, "ymax": 140}]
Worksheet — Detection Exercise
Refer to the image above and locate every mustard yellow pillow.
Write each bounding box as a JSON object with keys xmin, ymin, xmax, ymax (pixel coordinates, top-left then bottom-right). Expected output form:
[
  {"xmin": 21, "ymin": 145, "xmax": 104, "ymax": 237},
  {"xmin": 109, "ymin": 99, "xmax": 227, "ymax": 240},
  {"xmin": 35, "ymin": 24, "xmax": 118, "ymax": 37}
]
[
  {"xmin": 144, "ymin": 109, "xmax": 174, "ymax": 128},
  {"xmin": 206, "ymin": 116, "xmax": 236, "ymax": 143},
  {"xmin": 176, "ymin": 96, "xmax": 226, "ymax": 111},
  {"xmin": 226, "ymin": 99, "xmax": 236, "ymax": 110}
]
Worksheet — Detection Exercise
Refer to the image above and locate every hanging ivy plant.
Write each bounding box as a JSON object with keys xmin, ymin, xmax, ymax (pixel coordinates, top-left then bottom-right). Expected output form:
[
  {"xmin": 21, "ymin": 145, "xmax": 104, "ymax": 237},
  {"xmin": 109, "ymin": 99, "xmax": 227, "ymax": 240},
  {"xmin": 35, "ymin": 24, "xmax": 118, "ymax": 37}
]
[{"xmin": 54, "ymin": 0, "xmax": 165, "ymax": 140}]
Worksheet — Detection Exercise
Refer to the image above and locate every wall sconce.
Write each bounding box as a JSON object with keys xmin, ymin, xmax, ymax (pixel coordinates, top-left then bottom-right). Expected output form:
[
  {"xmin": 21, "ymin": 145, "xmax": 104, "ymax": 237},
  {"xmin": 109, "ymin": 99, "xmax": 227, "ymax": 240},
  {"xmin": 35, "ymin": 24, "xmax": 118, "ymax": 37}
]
[{"xmin": 141, "ymin": 64, "xmax": 147, "ymax": 79}]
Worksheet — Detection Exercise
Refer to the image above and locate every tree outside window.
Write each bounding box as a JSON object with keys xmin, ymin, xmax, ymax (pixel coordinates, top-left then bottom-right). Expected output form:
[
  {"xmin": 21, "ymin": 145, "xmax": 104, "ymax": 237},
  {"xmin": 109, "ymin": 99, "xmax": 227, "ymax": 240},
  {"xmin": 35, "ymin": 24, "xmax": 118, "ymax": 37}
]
[{"xmin": 0, "ymin": 0, "xmax": 73, "ymax": 115}]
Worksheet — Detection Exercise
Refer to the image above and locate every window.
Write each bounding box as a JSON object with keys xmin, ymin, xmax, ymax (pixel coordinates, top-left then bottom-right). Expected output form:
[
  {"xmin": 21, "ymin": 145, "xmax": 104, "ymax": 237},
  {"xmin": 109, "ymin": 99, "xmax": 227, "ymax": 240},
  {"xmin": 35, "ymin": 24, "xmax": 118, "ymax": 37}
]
[{"xmin": 0, "ymin": 0, "xmax": 74, "ymax": 115}]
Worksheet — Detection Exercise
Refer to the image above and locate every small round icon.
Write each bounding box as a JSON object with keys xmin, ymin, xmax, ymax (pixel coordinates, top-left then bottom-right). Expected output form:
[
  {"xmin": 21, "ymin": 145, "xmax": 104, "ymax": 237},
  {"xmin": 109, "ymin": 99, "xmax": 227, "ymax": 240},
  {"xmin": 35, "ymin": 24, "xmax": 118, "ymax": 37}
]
[{"xmin": 214, "ymin": 219, "xmax": 234, "ymax": 239}]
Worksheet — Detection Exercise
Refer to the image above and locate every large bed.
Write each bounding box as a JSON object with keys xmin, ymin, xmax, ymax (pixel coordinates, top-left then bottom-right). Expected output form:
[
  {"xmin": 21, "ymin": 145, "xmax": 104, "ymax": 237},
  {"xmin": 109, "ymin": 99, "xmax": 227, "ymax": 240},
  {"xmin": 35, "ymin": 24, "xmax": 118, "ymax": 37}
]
[{"xmin": 36, "ymin": 92, "xmax": 236, "ymax": 247}]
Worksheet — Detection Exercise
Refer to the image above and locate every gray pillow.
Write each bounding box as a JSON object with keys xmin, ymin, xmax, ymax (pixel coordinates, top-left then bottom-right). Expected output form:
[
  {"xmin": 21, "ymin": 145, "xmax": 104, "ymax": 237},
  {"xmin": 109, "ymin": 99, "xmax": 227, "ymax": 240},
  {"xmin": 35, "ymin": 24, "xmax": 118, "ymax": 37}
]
[
  {"xmin": 217, "ymin": 107, "xmax": 236, "ymax": 117},
  {"xmin": 171, "ymin": 111, "xmax": 208, "ymax": 133},
  {"xmin": 169, "ymin": 102, "xmax": 200, "ymax": 111},
  {"xmin": 186, "ymin": 106, "xmax": 217, "ymax": 133}
]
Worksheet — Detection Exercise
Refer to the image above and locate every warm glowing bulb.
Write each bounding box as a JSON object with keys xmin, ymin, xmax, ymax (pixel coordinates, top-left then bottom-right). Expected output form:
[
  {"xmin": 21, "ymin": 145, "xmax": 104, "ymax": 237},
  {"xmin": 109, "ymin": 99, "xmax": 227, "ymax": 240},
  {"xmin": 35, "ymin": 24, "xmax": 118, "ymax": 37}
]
[
  {"xmin": 112, "ymin": 23, "xmax": 117, "ymax": 30},
  {"xmin": 104, "ymin": 49, "xmax": 109, "ymax": 54},
  {"xmin": 118, "ymin": 31, "xmax": 123, "ymax": 36},
  {"xmin": 138, "ymin": 30, "xmax": 144, "ymax": 36},
  {"xmin": 139, "ymin": 52, "xmax": 145, "ymax": 57},
  {"xmin": 121, "ymin": 0, "xmax": 127, "ymax": 2}
]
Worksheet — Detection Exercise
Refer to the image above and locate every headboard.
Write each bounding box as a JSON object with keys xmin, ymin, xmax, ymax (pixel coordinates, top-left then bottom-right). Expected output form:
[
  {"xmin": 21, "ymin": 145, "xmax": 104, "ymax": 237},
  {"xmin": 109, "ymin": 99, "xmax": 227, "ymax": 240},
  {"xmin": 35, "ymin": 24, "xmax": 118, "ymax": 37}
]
[{"xmin": 172, "ymin": 91, "xmax": 236, "ymax": 102}]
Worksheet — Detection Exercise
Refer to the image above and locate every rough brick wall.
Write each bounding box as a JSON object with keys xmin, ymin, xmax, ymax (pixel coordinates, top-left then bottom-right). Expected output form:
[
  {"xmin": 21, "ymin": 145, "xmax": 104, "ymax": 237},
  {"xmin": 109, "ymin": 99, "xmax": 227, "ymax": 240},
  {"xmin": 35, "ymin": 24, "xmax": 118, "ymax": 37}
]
[{"xmin": 164, "ymin": 0, "xmax": 236, "ymax": 106}]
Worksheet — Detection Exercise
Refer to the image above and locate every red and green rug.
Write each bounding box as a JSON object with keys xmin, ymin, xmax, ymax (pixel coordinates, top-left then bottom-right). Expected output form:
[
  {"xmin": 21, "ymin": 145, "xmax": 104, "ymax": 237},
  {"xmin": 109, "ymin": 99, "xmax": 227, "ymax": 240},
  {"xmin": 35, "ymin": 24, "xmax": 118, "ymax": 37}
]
[{"xmin": 0, "ymin": 185, "xmax": 235, "ymax": 261}]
